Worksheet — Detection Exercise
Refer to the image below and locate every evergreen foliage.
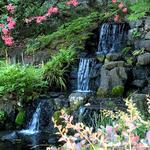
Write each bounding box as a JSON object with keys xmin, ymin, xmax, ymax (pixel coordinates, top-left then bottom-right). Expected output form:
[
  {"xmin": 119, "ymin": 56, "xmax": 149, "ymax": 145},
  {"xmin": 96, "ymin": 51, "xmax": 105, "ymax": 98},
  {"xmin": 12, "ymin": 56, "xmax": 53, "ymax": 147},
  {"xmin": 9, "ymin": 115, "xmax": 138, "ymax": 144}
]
[
  {"xmin": 127, "ymin": 0, "xmax": 150, "ymax": 21},
  {"xmin": 26, "ymin": 12, "xmax": 108, "ymax": 54}
]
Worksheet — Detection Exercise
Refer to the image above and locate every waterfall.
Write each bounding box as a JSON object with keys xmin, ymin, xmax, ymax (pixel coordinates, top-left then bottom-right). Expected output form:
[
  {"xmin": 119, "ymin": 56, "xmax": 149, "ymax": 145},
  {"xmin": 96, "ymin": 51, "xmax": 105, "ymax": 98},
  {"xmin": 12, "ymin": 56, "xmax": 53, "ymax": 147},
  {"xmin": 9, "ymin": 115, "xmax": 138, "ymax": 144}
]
[
  {"xmin": 20, "ymin": 102, "xmax": 41, "ymax": 135},
  {"xmin": 77, "ymin": 58, "xmax": 96, "ymax": 92},
  {"xmin": 97, "ymin": 23, "xmax": 128, "ymax": 54}
]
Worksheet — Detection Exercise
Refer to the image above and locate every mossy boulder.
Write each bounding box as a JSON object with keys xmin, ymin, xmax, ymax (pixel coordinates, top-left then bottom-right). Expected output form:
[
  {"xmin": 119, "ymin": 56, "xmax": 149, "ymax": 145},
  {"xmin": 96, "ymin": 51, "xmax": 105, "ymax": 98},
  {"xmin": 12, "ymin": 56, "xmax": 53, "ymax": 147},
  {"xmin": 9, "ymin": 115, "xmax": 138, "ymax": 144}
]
[
  {"xmin": 97, "ymin": 87, "xmax": 109, "ymax": 98},
  {"xmin": 111, "ymin": 85, "xmax": 124, "ymax": 97}
]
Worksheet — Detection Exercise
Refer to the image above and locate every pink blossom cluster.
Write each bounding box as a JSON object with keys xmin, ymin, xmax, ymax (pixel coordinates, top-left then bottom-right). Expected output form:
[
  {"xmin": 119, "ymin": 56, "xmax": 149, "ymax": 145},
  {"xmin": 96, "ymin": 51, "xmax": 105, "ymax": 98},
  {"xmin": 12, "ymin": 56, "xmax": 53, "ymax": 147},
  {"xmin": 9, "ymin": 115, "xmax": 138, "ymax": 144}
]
[
  {"xmin": 0, "ymin": 4, "xmax": 16, "ymax": 46},
  {"xmin": 25, "ymin": 0, "xmax": 78, "ymax": 24},
  {"xmin": 25, "ymin": 6, "xmax": 58, "ymax": 24},
  {"xmin": 112, "ymin": 0, "xmax": 128, "ymax": 22},
  {"xmin": 7, "ymin": 4, "xmax": 15, "ymax": 14},
  {"xmin": 66, "ymin": 0, "xmax": 78, "ymax": 7}
]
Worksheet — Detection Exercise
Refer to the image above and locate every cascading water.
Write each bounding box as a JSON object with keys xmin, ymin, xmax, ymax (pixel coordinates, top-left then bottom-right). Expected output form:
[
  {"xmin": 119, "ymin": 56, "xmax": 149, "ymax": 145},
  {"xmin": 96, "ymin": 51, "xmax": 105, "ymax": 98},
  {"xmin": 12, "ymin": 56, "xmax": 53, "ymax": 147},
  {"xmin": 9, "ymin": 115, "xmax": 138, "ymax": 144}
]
[
  {"xmin": 97, "ymin": 23, "xmax": 128, "ymax": 54},
  {"xmin": 77, "ymin": 58, "xmax": 96, "ymax": 92},
  {"xmin": 20, "ymin": 102, "xmax": 41, "ymax": 135}
]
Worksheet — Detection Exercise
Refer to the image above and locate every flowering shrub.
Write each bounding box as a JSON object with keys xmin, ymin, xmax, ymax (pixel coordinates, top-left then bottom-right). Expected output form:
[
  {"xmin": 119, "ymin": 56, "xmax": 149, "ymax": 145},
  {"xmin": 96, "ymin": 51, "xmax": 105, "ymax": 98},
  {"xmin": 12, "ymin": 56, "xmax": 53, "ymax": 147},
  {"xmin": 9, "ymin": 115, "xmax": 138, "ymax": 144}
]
[
  {"xmin": 0, "ymin": 3, "xmax": 16, "ymax": 46},
  {"xmin": 0, "ymin": 0, "xmax": 79, "ymax": 47},
  {"xmin": 25, "ymin": 0, "xmax": 78, "ymax": 24},
  {"xmin": 50, "ymin": 98, "xmax": 150, "ymax": 149}
]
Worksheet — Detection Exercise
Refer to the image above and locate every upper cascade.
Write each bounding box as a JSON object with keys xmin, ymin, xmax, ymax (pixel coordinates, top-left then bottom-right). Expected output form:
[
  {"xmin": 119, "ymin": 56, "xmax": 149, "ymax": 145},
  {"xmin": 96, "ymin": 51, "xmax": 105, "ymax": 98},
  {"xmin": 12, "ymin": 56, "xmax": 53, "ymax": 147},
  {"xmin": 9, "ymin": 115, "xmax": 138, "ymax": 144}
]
[{"xmin": 97, "ymin": 23, "xmax": 129, "ymax": 54}]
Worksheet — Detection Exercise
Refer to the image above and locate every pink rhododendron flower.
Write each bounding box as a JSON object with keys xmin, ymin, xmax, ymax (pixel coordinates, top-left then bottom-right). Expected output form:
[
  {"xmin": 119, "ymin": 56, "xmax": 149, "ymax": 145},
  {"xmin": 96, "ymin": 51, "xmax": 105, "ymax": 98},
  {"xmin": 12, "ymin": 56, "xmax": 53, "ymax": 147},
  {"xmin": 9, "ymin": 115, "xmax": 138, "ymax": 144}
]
[
  {"xmin": 122, "ymin": 8, "xmax": 128, "ymax": 13},
  {"xmin": 7, "ymin": 16, "xmax": 13, "ymax": 22},
  {"xmin": 2, "ymin": 35, "xmax": 14, "ymax": 46},
  {"xmin": 8, "ymin": 20, "xmax": 16, "ymax": 30},
  {"xmin": 66, "ymin": 0, "xmax": 78, "ymax": 7},
  {"xmin": 118, "ymin": 2, "xmax": 124, "ymax": 9},
  {"xmin": 47, "ymin": 7, "xmax": 58, "ymax": 15},
  {"xmin": 114, "ymin": 14, "xmax": 120, "ymax": 22},
  {"xmin": 2, "ymin": 28, "xmax": 9, "ymax": 35},
  {"xmin": 112, "ymin": 0, "xmax": 117, "ymax": 3},
  {"xmin": 0, "ymin": 24, "xmax": 5, "ymax": 28},
  {"xmin": 7, "ymin": 4, "xmax": 15, "ymax": 14},
  {"xmin": 36, "ymin": 16, "xmax": 46, "ymax": 23}
]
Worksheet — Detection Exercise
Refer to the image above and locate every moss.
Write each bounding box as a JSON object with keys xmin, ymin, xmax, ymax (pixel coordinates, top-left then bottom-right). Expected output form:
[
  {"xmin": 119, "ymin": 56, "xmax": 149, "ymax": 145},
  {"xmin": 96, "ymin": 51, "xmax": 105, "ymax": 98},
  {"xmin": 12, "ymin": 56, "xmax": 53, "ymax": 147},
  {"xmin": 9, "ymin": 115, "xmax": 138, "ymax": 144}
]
[
  {"xmin": 111, "ymin": 85, "xmax": 124, "ymax": 97},
  {"xmin": 97, "ymin": 88, "xmax": 109, "ymax": 98},
  {"xmin": 15, "ymin": 110, "xmax": 25, "ymax": 125}
]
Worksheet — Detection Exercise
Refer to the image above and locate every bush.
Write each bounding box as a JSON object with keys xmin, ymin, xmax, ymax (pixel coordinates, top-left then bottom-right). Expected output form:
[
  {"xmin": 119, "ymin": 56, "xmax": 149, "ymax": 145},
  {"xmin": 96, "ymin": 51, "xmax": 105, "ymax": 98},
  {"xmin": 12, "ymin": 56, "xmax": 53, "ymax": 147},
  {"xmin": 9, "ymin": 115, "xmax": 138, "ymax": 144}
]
[
  {"xmin": 51, "ymin": 98, "xmax": 150, "ymax": 149},
  {"xmin": 0, "ymin": 63, "xmax": 47, "ymax": 102},
  {"xmin": 44, "ymin": 46, "xmax": 76, "ymax": 90}
]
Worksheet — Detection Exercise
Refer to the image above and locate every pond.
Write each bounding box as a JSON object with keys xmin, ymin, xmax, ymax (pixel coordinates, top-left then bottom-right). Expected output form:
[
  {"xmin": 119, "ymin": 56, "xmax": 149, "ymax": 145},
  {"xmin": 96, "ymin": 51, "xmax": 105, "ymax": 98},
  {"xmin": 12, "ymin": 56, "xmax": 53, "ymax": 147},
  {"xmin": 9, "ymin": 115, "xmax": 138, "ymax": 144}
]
[{"xmin": 0, "ymin": 131, "xmax": 58, "ymax": 150}]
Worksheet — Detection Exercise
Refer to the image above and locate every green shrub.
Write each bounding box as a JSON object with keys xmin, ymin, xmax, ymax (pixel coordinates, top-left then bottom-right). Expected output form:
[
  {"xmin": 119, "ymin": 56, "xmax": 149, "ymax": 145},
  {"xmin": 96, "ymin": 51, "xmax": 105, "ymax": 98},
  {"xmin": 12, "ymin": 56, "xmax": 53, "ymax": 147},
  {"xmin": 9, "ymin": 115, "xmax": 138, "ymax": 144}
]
[
  {"xmin": 112, "ymin": 85, "xmax": 124, "ymax": 97},
  {"xmin": 0, "ymin": 64, "xmax": 47, "ymax": 102},
  {"xmin": 127, "ymin": 0, "xmax": 150, "ymax": 21},
  {"xmin": 44, "ymin": 46, "xmax": 76, "ymax": 90},
  {"xmin": 15, "ymin": 109, "xmax": 25, "ymax": 125}
]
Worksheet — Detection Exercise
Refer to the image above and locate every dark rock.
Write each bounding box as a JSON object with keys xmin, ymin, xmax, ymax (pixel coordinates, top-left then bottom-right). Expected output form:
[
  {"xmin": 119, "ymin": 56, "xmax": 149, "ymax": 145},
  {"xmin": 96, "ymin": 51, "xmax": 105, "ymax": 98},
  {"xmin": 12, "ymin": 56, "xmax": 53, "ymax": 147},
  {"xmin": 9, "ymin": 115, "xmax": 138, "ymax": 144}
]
[
  {"xmin": 145, "ymin": 32, "xmax": 150, "ymax": 40},
  {"xmin": 109, "ymin": 67, "xmax": 127, "ymax": 87},
  {"xmin": 77, "ymin": 52, "xmax": 88, "ymax": 58},
  {"xmin": 70, "ymin": 67, "xmax": 78, "ymax": 78},
  {"xmin": 142, "ymin": 86, "xmax": 150, "ymax": 94},
  {"xmin": 69, "ymin": 79, "xmax": 77, "ymax": 91},
  {"xmin": 132, "ymin": 66, "xmax": 148, "ymax": 80},
  {"xmin": 145, "ymin": 17, "xmax": 150, "ymax": 30},
  {"xmin": 106, "ymin": 53, "xmax": 122, "ymax": 61},
  {"xmin": 98, "ymin": 67, "xmax": 127, "ymax": 97},
  {"xmin": 103, "ymin": 61, "xmax": 124, "ymax": 70},
  {"xmin": 129, "ymin": 20, "xmax": 143, "ymax": 29},
  {"xmin": 54, "ymin": 97, "xmax": 69, "ymax": 110},
  {"xmin": 135, "ymin": 40, "xmax": 150, "ymax": 52},
  {"xmin": 98, "ymin": 67, "xmax": 110, "ymax": 93},
  {"xmin": 49, "ymin": 92, "xmax": 63, "ymax": 98},
  {"xmin": 131, "ymin": 80, "xmax": 146, "ymax": 88},
  {"xmin": 137, "ymin": 52, "xmax": 150, "ymax": 65}
]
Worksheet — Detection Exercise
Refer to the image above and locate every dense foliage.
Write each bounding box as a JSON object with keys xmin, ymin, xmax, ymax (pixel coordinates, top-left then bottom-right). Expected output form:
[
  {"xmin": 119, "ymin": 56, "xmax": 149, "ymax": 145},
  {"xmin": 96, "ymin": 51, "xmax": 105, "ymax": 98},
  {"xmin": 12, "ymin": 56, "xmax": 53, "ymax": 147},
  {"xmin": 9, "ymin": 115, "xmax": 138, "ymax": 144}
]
[
  {"xmin": 0, "ymin": 62, "xmax": 47, "ymax": 102},
  {"xmin": 127, "ymin": 0, "xmax": 150, "ymax": 21},
  {"xmin": 44, "ymin": 46, "xmax": 76, "ymax": 90}
]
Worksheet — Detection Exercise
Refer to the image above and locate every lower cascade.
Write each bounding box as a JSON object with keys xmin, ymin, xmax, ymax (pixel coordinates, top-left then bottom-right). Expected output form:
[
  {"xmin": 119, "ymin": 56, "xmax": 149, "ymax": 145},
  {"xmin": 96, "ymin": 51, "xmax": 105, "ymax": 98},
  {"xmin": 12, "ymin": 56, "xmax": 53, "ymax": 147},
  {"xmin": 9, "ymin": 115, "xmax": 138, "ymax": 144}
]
[
  {"xmin": 77, "ymin": 58, "xmax": 96, "ymax": 92},
  {"xmin": 20, "ymin": 102, "xmax": 41, "ymax": 135}
]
